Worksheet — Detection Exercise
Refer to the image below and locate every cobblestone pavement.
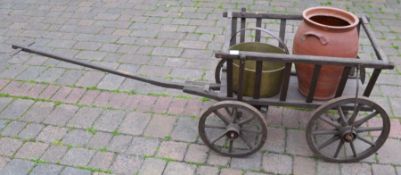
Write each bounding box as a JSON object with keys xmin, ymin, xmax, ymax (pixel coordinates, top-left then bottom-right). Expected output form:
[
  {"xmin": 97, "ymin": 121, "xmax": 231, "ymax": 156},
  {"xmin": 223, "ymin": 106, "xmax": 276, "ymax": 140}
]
[{"xmin": 0, "ymin": 0, "xmax": 400, "ymax": 175}]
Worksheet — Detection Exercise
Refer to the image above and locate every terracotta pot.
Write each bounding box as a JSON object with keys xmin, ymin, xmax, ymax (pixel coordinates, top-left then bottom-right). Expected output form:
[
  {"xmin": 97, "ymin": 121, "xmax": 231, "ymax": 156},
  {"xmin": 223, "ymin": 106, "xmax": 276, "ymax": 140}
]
[{"xmin": 293, "ymin": 7, "xmax": 360, "ymax": 100}]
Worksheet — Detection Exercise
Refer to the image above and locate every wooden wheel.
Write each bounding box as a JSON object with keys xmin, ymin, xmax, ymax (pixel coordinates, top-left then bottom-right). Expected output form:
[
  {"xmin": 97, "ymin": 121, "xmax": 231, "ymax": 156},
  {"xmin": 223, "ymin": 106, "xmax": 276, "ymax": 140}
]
[
  {"xmin": 199, "ymin": 101, "xmax": 267, "ymax": 157},
  {"xmin": 214, "ymin": 59, "xmax": 226, "ymax": 84},
  {"xmin": 306, "ymin": 97, "xmax": 390, "ymax": 162}
]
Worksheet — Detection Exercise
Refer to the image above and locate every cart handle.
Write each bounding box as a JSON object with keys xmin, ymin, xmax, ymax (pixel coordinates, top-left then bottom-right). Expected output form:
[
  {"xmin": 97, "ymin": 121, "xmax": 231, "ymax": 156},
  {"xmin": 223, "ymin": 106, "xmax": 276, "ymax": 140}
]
[
  {"xmin": 230, "ymin": 27, "xmax": 290, "ymax": 54},
  {"xmin": 11, "ymin": 44, "xmax": 187, "ymax": 90}
]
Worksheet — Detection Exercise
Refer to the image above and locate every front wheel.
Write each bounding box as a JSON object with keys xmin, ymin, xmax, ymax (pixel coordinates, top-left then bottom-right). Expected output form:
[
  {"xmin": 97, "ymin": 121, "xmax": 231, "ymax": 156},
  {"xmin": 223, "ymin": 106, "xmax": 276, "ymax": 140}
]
[{"xmin": 199, "ymin": 101, "xmax": 267, "ymax": 157}]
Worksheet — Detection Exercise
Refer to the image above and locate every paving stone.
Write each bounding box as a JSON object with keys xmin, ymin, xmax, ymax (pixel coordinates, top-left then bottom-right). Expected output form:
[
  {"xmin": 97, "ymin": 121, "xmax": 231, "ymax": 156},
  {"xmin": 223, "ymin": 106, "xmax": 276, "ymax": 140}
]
[
  {"xmin": 207, "ymin": 152, "xmax": 230, "ymax": 166},
  {"xmin": 43, "ymin": 104, "xmax": 78, "ymax": 126},
  {"xmin": 76, "ymin": 50, "xmax": 107, "ymax": 61},
  {"xmin": 18, "ymin": 123, "xmax": 44, "ymax": 139},
  {"xmin": 60, "ymin": 167, "xmax": 91, "ymax": 175},
  {"xmin": 97, "ymin": 74, "xmax": 125, "ymax": 90},
  {"xmin": 171, "ymin": 117, "xmax": 198, "ymax": 142},
  {"xmin": 38, "ymin": 85, "xmax": 59, "ymax": 99},
  {"xmin": 119, "ymin": 112, "xmax": 151, "ymax": 135},
  {"xmin": 138, "ymin": 158, "xmax": 166, "ymax": 175},
  {"xmin": 164, "ymin": 162, "xmax": 195, "ymax": 175},
  {"xmin": 37, "ymin": 67, "xmax": 65, "ymax": 82},
  {"xmin": 220, "ymin": 168, "xmax": 242, "ymax": 175},
  {"xmin": 178, "ymin": 40, "xmax": 207, "ymax": 49},
  {"xmin": 40, "ymin": 145, "xmax": 68, "ymax": 163},
  {"xmin": 0, "ymin": 137, "xmax": 23, "ymax": 156},
  {"xmin": 341, "ymin": 163, "xmax": 372, "ymax": 175},
  {"xmin": 37, "ymin": 125, "xmax": 68, "ymax": 143},
  {"xmin": 0, "ymin": 156, "xmax": 10, "ymax": 168},
  {"xmin": 152, "ymin": 47, "xmax": 183, "ymax": 57},
  {"xmin": 93, "ymin": 110, "xmax": 125, "ymax": 132},
  {"xmin": 108, "ymin": 135, "xmax": 132, "ymax": 153},
  {"xmin": 263, "ymin": 127, "xmax": 286, "ymax": 153},
  {"xmin": 0, "ymin": 119, "xmax": 7, "ymax": 131},
  {"xmin": 127, "ymin": 137, "xmax": 160, "ymax": 156},
  {"xmin": 286, "ymin": 129, "xmax": 313, "ymax": 156},
  {"xmin": 21, "ymin": 101, "xmax": 54, "ymax": 122},
  {"xmin": 76, "ymin": 71, "xmax": 105, "ymax": 87},
  {"xmin": 87, "ymin": 132, "xmax": 113, "ymax": 149},
  {"xmin": 1, "ymin": 120, "xmax": 25, "ymax": 137},
  {"xmin": 61, "ymin": 148, "xmax": 95, "ymax": 166},
  {"xmin": 377, "ymin": 139, "xmax": 401, "ymax": 164},
  {"xmin": 144, "ymin": 115, "xmax": 176, "ymax": 138},
  {"xmin": 57, "ymin": 69, "xmax": 83, "ymax": 85},
  {"xmin": 30, "ymin": 164, "xmax": 64, "ymax": 175},
  {"xmin": 0, "ymin": 99, "xmax": 34, "ymax": 119},
  {"xmin": 157, "ymin": 141, "xmax": 188, "ymax": 161},
  {"xmin": 62, "ymin": 129, "xmax": 92, "ymax": 146},
  {"xmin": 316, "ymin": 161, "xmax": 341, "ymax": 175},
  {"xmin": 0, "ymin": 159, "xmax": 34, "ymax": 175},
  {"xmin": 231, "ymin": 152, "xmax": 262, "ymax": 170},
  {"xmin": 67, "ymin": 107, "xmax": 103, "ymax": 128},
  {"xmin": 372, "ymin": 164, "xmax": 396, "ymax": 175},
  {"xmin": 15, "ymin": 142, "xmax": 48, "ymax": 159},
  {"xmin": 16, "ymin": 66, "xmax": 46, "ymax": 80},
  {"xmin": 196, "ymin": 166, "xmax": 219, "ymax": 175},
  {"xmin": 111, "ymin": 155, "xmax": 143, "ymax": 175},
  {"xmin": 78, "ymin": 90, "xmax": 100, "ymax": 105},
  {"xmin": 89, "ymin": 152, "xmax": 114, "ymax": 170},
  {"xmin": 0, "ymin": 98, "xmax": 13, "ymax": 112},
  {"xmin": 262, "ymin": 153, "xmax": 293, "ymax": 175},
  {"xmin": 293, "ymin": 157, "xmax": 316, "ymax": 175},
  {"xmin": 184, "ymin": 144, "xmax": 208, "ymax": 163}
]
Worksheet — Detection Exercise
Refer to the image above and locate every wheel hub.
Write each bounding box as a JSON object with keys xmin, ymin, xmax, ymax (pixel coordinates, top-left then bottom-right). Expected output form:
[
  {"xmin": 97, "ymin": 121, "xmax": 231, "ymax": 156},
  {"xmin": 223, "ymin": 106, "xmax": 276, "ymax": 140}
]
[
  {"xmin": 340, "ymin": 128, "xmax": 356, "ymax": 142},
  {"xmin": 225, "ymin": 124, "xmax": 240, "ymax": 139}
]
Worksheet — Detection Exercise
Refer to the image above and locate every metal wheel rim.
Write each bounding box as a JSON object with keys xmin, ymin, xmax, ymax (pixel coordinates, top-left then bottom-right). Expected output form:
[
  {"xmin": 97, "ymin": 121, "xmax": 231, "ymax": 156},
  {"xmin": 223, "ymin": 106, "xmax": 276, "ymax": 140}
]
[
  {"xmin": 306, "ymin": 96, "xmax": 390, "ymax": 163},
  {"xmin": 199, "ymin": 100, "xmax": 268, "ymax": 157}
]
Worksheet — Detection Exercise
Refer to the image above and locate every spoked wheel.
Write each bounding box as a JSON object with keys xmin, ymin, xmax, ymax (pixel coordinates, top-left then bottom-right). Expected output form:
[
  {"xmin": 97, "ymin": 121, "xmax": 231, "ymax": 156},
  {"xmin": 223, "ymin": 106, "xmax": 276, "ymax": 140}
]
[
  {"xmin": 199, "ymin": 101, "xmax": 267, "ymax": 157},
  {"xmin": 306, "ymin": 97, "xmax": 390, "ymax": 162},
  {"xmin": 214, "ymin": 59, "xmax": 226, "ymax": 84}
]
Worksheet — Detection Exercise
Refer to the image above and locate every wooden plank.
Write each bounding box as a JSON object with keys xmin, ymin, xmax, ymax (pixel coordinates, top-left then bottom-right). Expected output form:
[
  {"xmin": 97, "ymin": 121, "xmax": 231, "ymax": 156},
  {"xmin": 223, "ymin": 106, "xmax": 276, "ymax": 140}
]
[
  {"xmin": 237, "ymin": 58, "xmax": 246, "ymax": 100},
  {"xmin": 226, "ymin": 59, "xmax": 233, "ymax": 97},
  {"xmin": 223, "ymin": 12, "xmax": 302, "ymax": 20},
  {"xmin": 230, "ymin": 17, "xmax": 238, "ymax": 46},
  {"xmin": 214, "ymin": 51, "xmax": 394, "ymax": 69},
  {"xmin": 280, "ymin": 63, "xmax": 292, "ymax": 101},
  {"xmin": 255, "ymin": 18, "xmax": 262, "ymax": 42},
  {"xmin": 279, "ymin": 19, "xmax": 286, "ymax": 49},
  {"xmin": 240, "ymin": 8, "xmax": 246, "ymax": 43},
  {"xmin": 253, "ymin": 61, "xmax": 263, "ymax": 99},
  {"xmin": 306, "ymin": 65, "xmax": 321, "ymax": 103},
  {"xmin": 335, "ymin": 66, "xmax": 351, "ymax": 97},
  {"xmin": 363, "ymin": 69, "xmax": 381, "ymax": 97}
]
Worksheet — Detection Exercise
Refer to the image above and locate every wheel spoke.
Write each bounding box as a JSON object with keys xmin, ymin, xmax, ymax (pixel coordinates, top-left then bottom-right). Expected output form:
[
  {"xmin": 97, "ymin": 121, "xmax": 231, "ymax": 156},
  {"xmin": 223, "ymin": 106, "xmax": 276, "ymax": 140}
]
[
  {"xmin": 349, "ymin": 141, "xmax": 357, "ymax": 157},
  {"xmin": 337, "ymin": 107, "xmax": 348, "ymax": 126},
  {"xmin": 318, "ymin": 136, "xmax": 339, "ymax": 150},
  {"xmin": 205, "ymin": 125, "xmax": 226, "ymax": 129},
  {"xmin": 224, "ymin": 107, "xmax": 233, "ymax": 116},
  {"xmin": 354, "ymin": 111, "xmax": 379, "ymax": 127},
  {"xmin": 333, "ymin": 140, "xmax": 344, "ymax": 158},
  {"xmin": 356, "ymin": 135, "xmax": 375, "ymax": 146},
  {"xmin": 233, "ymin": 111, "xmax": 242, "ymax": 123},
  {"xmin": 312, "ymin": 129, "xmax": 340, "ymax": 135},
  {"xmin": 213, "ymin": 110, "xmax": 230, "ymax": 125},
  {"xmin": 238, "ymin": 114, "xmax": 255, "ymax": 126},
  {"xmin": 320, "ymin": 115, "xmax": 341, "ymax": 128},
  {"xmin": 211, "ymin": 132, "xmax": 227, "ymax": 144},
  {"xmin": 356, "ymin": 127, "xmax": 383, "ymax": 133},
  {"xmin": 348, "ymin": 103, "xmax": 360, "ymax": 125},
  {"xmin": 239, "ymin": 135, "xmax": 253, "ymax": 149},
  {"xmin": 228, "ymin": 139, "xmax": 234, "ymax": 153}
]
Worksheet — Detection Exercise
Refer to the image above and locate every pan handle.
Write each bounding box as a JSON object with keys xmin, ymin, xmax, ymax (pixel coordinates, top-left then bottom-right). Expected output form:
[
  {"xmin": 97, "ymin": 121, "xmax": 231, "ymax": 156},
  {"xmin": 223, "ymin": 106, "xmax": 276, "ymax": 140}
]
[{"xmin": 230, "ymin": 27, "xmax": 289, "ymax": 54}]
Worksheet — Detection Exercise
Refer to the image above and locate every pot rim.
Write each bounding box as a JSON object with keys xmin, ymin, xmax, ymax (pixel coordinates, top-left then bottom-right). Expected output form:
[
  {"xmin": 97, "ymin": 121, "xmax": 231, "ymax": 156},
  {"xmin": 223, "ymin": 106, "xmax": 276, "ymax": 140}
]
[{"xmin": 303, "ymin": 6, "xmax": 359, "ymax": 30}]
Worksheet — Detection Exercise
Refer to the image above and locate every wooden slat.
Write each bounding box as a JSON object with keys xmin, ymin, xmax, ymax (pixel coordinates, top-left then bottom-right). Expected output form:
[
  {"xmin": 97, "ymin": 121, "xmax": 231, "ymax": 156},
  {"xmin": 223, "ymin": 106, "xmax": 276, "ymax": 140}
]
[
  {"xmin": 255, "ymin": 18, "xmax": 262, "ymax": 42},
  {"xmin": 237, "ymin": 58, "xmax": 246, "ymax": 100},
  {"xmin": 306, "ymin": 65, "xmax": 321, "ymax": 103},
  {"xmin": 279, "ymin": 19, "xmax": 286, "ymax": 49},
  {"xmin": 335, "ymin": 66, "xmax": 351, "ymax": 97},
  {"xmin": 363, "ymin": 69, "xmax": 381, "ymax": 97},
  {"xmin": 230, "ymin": 17, "xmax": 238, "ymax": 46},
  {"xmin": 226, "ymin": 59, "xmax": 233, "ymax": 97},
  {"xmin": 280, "ymin": 63, "xmax": 292, "ymax": 101},
  {"xmin": 223, "ymin": 12, "xmax": 302, "ymax": 20},
  {"xmin": 240, "ymin": 8, "xmax": 246, "ymax": 43},
  {"xmin": 253, "ymin": 61, "xmax": 263, "ymax": 99}
]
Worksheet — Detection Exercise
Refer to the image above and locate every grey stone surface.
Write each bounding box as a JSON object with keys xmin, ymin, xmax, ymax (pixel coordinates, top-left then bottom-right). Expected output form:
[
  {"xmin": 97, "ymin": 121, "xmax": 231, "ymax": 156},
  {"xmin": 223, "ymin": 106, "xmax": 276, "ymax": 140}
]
[
  {"xmin": 67, "ymin": 107, "xmax": 103, "ymax": 128},
  {"xmin": 111, "ymin": 155, "xmax": 143, "ymax": 175},
  {"xmin": 144, "ymin": 115, "xmax": 176, "ymax": 138},
  {"xmin": 61, "ymin": 148, "xmax": 95, "ymax": 166},
  {"xmin": 184, "ymin": 144, "xmax": 208, "ymax": 163},
  {"xmin": 119, "ymin": 112, "xmax": 151, "ymax": 135},
  {"xmin": 40, "ymin": 145, "xmax": 68, "ymax": 163},
  {"xmin": 108, "ymin": 135, "xmax": 132, "ymax": 153},
  {"xmin": 87, "ymin": 131, "xmax": 113, "ymax": 149},
  {"xmin": 37, "ymin": 125, "xmax": 68, "ymax": 143},
  {"xmin": 18, "ymin": 123, "xmax": 44, "ymax": 139},
  {"xmin": 262, "ymin": 153, "xmax": 293, "ymax": 175},
  {"xmin": 0, "ymin": 137, "xmax": 23, "ymax": 156},
  {"xmin": 164, "ymin": 162, "xmax": 195, "ymax": 175},
  {"xmin": 127, "ymin": 137, "xmax": 160, "ymax": 156},
  {"xmin": 0, "ymin": 159, "xmax": 34, "ymax": 175},
  {"xmin": 62, "ymin": 129, "xmax": 92, "ymax": 146},
  {"xmin": 157, "ymin": 141, "xmax": 188, "ymax": 161},
  {"xmin": 93, "ymin": 110, "xmax": 125, "ymax": 132},
  {"xmin": 30, "ymin": 164, "xmax": 63, "ymax": 175},
  {"xmin": 15, "ymin": 142, "xmax": 48, "ymax": 159},
  {"xmin": 60, "ymin": 167, "xmax": 91, "ymax": 175},
  {"xmin": 88, "ymin": 152, "xmax": 114, "ymax": 170},
  {"xmin": 171, "ymin": 117, "xmax": 198, "ymax": 142},
  {"xmin": 0, "ymin": 99, "xmax": 34, "ymax": 119},
  {"xmin": 138, "ymin": 158, "xmax": 166, "ymax": 175}
]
